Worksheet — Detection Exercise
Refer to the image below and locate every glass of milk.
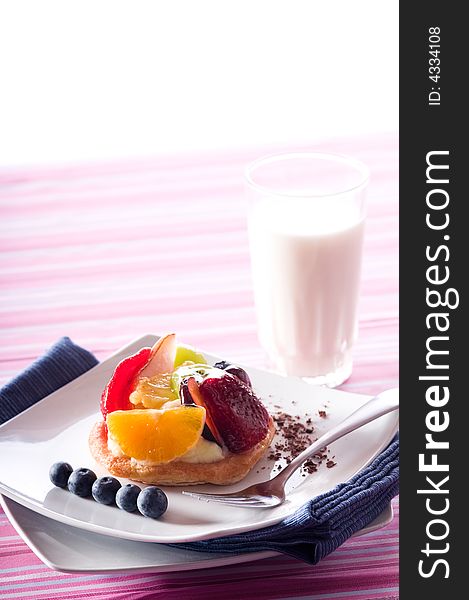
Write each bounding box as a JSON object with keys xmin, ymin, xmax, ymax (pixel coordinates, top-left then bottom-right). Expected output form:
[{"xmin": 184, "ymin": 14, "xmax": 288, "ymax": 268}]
[{"xmin": 245, "ymin": 152, "xmax": 369, "ymax": 387}]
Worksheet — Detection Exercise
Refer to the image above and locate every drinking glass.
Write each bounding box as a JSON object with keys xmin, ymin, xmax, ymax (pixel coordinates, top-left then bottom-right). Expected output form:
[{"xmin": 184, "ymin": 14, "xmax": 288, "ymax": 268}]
[{"xmin": 245, "ymin": 152, "xmax": 369, "ymax": 387}]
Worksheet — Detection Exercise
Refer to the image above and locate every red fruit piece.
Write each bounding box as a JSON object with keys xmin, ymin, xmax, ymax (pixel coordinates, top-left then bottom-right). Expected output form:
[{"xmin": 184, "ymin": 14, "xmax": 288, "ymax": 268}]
[
  {"xmin": 198, "ymin": 374, "xmax": 270, "ymax": 454},
  {"xmin": 186, "ymin": 377, "xmax": 224, "ymax": 445},
  {"xmin": 100, "ymin": 347, "xmax": 151, "ymax": 421}
]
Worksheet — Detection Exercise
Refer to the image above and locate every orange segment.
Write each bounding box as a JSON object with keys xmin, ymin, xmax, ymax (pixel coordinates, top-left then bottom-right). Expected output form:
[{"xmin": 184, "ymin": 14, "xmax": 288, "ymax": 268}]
[
  {"xmin": 130, "ymin": 373, "xmax": 178, "ymax": 409},
  {"xmin": 106, "ymin": 406, "xmax": 205, "ymax": 463}
]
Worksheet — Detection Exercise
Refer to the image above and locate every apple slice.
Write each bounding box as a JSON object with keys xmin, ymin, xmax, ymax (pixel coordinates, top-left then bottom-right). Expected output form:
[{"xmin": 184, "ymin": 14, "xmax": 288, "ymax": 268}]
[{"xmin": 138, "ymin": 333, "xmax": 177, "ymax": 379}]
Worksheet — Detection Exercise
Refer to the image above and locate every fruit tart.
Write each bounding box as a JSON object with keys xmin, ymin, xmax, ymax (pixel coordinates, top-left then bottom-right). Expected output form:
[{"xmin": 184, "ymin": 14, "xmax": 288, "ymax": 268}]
[{"xmin": 89, "ymin": 334, "xmax": 275, "ymax": 485}]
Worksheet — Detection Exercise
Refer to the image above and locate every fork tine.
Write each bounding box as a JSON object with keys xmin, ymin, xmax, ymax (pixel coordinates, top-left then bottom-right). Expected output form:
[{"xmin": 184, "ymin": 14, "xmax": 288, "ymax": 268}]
[
  {"xmin": 196, "ymin": 499, "xmax": 266, "ymax": 507},
  {"xmin": 182, "ymin": 492, "xmax": 267, "ymax": 507},
  {"xmin": 210, "ymin": 501, "xmax": 267, "ymax": 508},
  {"xmin": 182, "ymin": 492, "xmax": 250, "ymax": 502}
]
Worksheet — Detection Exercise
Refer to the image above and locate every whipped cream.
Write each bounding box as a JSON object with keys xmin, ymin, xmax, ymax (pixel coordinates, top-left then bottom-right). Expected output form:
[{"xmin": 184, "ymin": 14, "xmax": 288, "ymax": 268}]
[
  {"xmin": 178, "ymin": 436, "xmax": 225, "ymax": 463},
  {"xmin": 107, "ymin": 435, "xmax": 126, "ymax": 457}
]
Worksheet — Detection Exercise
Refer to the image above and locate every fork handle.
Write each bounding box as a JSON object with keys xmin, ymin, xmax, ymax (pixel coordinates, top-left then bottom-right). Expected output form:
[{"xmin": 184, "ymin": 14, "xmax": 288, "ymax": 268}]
[{"xmin": 270, "ymin": 388, "xmax": 399, "ymax": 486}]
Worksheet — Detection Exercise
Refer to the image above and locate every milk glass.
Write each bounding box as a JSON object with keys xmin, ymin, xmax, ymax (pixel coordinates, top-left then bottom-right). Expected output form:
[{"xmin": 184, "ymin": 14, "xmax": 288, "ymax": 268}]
[{"xmin": 245, "ymin": 152, "xmax": 369, "ymax": 387}]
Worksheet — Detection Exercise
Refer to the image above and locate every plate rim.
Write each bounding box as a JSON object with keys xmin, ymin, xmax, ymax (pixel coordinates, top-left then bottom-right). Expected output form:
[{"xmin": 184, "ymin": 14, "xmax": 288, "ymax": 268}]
[
  {"xmin": 0, "ymin": 334, "xmax": 399, "ymax": 544},
  {"xmin": 0, "ymin": 493, "xmax": 394, "ymax": 574}
]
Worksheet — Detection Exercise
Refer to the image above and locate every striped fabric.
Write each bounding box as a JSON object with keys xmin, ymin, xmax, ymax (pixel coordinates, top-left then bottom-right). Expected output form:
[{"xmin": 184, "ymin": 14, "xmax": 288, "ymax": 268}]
[{"xmin": 0, "ymin": 133, "xmax": 399, "ymax": 598}]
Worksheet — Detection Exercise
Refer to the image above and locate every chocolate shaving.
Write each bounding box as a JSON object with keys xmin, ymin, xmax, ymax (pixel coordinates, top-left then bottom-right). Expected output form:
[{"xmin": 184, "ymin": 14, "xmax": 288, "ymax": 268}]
[{"xmin": 267, "ymin": 409, "xmax": 338, "ymax": 475}]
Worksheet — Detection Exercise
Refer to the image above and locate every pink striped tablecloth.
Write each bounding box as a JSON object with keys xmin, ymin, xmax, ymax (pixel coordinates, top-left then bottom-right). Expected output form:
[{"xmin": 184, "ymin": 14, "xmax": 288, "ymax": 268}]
[{"xmin": 0, "ymin": 133, "xmax": 398, "ymax": 599}]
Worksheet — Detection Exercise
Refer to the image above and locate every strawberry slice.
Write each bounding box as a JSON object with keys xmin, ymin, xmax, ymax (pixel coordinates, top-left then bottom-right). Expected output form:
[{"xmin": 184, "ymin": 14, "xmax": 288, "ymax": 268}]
[
  {"xmin": 100, "ymin": 334, "xmax": 177, "ymax": 422},
  {"xmin": 198, "ymin": 374, "xmax": 270, "ymax": 454},
  {"xmin": 100, "ymin": 347, "xmax": 151, "ymax": 421}
]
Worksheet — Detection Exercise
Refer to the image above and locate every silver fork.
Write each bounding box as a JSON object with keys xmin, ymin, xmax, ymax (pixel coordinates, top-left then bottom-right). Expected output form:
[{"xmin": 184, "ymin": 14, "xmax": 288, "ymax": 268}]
[{"xmin": 182, "ymin": 388, "xmax": 399, "ymax": 508}]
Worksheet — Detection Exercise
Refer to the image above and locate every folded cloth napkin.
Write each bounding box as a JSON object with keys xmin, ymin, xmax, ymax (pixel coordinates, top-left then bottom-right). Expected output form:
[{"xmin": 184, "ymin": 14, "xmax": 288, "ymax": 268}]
[
  {"xmin": 0, "ymin": 337, "xmax": 98, "ymax": 425},
  {"xmin": 0, "ymin": 338, "xmax": 399, "ymax": 564}
]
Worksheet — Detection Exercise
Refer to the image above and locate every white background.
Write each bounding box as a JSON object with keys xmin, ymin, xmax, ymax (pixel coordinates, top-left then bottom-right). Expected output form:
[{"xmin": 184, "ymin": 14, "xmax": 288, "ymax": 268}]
[{"xmin": 0, "ymin": 1, "xmax": 398, "ymax": 166}]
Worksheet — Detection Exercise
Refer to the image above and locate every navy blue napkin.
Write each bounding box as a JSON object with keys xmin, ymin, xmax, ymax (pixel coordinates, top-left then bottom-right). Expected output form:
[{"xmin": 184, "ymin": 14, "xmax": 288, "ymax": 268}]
[
  {"xmin": 178, "ymin": 437, "xmax": 398, "ymax": 563},
  {"xmin": 0, "ymin": 337, "xmax": 98, "ymax": 425},
  {"xmin": 0, "ymin": 338, "xmax": 399, "ymax": 564}
]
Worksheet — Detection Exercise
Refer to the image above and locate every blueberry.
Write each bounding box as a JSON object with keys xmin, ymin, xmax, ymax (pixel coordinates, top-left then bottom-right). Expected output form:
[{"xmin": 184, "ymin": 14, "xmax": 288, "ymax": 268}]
[
  {"xmin": 180, "ymin": 381, "xmax": 196, "ymax": 406},
  {"xmin": 116, "ymin": 484, "xmax": 141, "ymax": 512},
  {"xmin": 67, "ymin": 468, "xmax": 97, "ymax": 497},
  {"xmin": 214, "ymin": 362, "xmax": 252, "ymax": 388},
  {"xmin": 213, "ymin": 360, "xmax": 230, "ymax": 370},
  {"xmin": 137, "ymin": 486, "xmax": 168, "ymax": 519},
  {"xmin": 201, "ymin": 423, "xmax": 219, "ymax": 444},
  {"xmin": 92, "ymin": 476, "xmax": 121, "ymax": 505},
  {"xmin": 49, "ymin": 462, "xmax": 73, "ymax": 488}
]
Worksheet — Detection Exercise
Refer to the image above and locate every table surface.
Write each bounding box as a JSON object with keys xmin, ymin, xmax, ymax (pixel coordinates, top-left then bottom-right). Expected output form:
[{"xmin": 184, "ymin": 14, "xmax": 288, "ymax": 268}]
[{"xmin": 0, "ymin": 133, "xmax": 398, "ymax": 599}]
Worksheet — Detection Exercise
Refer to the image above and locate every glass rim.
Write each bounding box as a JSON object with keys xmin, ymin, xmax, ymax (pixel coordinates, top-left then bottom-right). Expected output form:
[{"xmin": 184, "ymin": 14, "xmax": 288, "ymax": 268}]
[{"xmin": 244, "ymin": 151, "xmax": 370, "ymax": 199}]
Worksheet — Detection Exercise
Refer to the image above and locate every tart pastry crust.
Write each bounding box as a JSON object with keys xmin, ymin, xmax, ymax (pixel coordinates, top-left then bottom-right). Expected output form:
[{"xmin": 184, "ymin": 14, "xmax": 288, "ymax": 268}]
[{"xmin": 89, "ymin": 417, "xmax": 275, "ymax": 486}]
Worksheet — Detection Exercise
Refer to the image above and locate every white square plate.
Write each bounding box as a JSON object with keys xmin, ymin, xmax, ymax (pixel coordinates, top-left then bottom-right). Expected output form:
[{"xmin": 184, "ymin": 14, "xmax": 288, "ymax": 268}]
[
  {"xmin": 0, "ymin": 494, "xmax": 393, "ymax": 574},
  {"xmin": 0, "ymin": 335, "xmax": 399, "ymax": 544}
]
